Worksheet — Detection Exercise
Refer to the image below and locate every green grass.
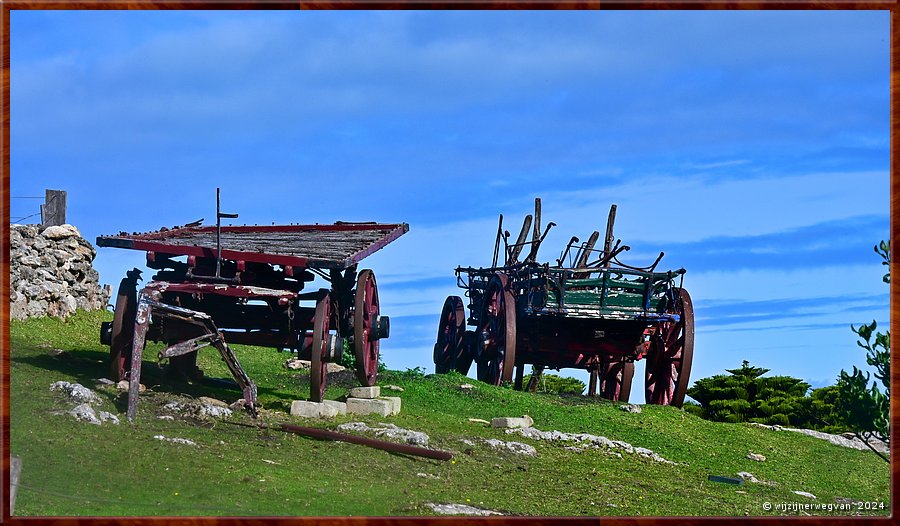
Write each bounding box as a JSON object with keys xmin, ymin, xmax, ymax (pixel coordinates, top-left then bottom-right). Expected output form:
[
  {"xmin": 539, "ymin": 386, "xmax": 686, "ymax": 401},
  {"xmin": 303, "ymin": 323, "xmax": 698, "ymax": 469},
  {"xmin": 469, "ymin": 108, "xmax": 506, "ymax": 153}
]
[{"xmin": 10, "ymin": 310, "xmax": 891, "ymax": 517}]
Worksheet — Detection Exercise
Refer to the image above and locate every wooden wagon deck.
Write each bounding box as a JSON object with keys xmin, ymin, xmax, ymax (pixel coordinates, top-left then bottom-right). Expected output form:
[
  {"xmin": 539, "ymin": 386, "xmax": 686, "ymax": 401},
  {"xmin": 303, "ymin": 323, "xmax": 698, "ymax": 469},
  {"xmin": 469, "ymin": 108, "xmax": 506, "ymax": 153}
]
[{"xmin": 97, "ymin": 222, "xmax": 409, "ymax": 270}]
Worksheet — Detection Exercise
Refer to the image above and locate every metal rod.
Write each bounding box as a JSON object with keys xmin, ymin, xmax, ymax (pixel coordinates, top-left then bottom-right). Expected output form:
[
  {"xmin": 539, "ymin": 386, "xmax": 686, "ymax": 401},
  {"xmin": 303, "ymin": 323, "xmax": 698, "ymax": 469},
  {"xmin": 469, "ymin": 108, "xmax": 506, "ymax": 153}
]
[
  {"xmin": 216, "ymin": 188, "xmax": 222, "ymax": 279},
  {"xmin": 279, "ymin": 423, "xmax": 453, "ymax": 461},
  {"xmin": 223, "ymin": 420, "xmax": 452, "ymax": 461},
  {"xmin": 492, "ymin": 214, "xmax": 503, "ymax": 267}
]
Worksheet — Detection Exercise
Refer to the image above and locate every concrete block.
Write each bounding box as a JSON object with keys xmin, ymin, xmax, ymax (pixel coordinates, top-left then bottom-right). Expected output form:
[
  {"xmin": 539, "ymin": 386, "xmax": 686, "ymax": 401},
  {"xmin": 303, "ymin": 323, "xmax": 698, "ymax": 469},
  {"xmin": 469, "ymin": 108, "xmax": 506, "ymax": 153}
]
[
  {"xmin": 381, "ymin": 396, "xmax": 402, "ymax": 415},
  {"xmin": 346, "ymin": 397, "xmax": 392, "ymax": 417},
  {"xmin": 290, "ymin": 400, "xmax": 338, "ymax": 418},
  {"xmin": 491, "ymin": 415, "xmax": 534, "ymax": 429},
  {"xmin": 349, "ymin": 386, "xmax": 381, "ymax": 399},
  {"xmin": 323, "ymin": 400, "xmax": 347, "ymax": 415}
]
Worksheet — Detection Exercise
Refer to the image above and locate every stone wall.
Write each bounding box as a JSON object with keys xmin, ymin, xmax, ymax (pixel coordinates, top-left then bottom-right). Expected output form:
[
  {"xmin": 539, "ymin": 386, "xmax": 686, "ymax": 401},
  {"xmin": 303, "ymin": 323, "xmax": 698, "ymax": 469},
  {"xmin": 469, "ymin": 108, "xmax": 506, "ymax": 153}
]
[{"xmin": 10, "ymin": 224, "xmax": 111, "ymax": 320}]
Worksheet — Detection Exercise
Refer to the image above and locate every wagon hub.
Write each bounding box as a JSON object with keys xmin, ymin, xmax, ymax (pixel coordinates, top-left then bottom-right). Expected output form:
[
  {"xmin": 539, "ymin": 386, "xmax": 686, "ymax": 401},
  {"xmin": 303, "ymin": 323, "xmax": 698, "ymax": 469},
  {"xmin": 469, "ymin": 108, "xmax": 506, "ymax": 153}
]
[{"xmin": 373, "ymin": 315, "xmax": 390, "ymax": 340}]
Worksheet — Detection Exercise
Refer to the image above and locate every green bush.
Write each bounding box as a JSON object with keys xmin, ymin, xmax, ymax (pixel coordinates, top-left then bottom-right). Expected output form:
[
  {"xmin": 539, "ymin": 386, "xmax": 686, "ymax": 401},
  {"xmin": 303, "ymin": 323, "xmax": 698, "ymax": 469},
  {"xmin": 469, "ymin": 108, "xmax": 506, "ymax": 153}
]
[{"xmin": 522, "ymin": 373, "xmax": 586, "ymax": 395}]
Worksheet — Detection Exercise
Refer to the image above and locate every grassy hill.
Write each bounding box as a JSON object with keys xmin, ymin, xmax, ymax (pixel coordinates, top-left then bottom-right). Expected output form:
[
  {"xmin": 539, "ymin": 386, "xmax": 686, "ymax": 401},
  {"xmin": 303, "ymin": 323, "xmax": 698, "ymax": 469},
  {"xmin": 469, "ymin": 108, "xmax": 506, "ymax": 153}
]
[{"xmin": 9, "ymin": 310, "xmax": 890, "ymax": 517}]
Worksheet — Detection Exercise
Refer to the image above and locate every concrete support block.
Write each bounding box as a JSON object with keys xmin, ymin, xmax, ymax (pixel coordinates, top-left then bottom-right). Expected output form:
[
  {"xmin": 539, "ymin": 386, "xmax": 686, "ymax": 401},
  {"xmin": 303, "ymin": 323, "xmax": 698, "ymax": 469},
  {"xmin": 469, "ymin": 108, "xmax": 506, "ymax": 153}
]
[
  {"xmin": 323, "ymin": 400, "xmax": 347, "ymax": 415},
  {"xmin": 349, "ymin": 386, "xmax": 381, "ymax": 399},
  {"xmin": 346, "ymin": 397, "xmax": 392, "ymax": 416},
  {"xmin": 381, "ymin": 396, "xmax": 402, "ymax": 415},
  {"xmin": 290, "ymin": 400, "xmax": 339, "ymax": 418}
]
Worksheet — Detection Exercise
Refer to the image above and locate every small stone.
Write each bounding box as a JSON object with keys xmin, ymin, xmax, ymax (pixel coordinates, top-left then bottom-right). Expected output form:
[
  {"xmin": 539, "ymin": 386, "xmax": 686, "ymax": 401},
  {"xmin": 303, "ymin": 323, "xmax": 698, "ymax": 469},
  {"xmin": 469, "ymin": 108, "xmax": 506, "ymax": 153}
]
[
  {"xmin": 747, "ymin": 452, "xmax": 766, "ymax": 462},
  {"xmin": 198, "ymin": 396, "xmax": 229, "ymax": 408},
  {"xmin": 619, "ymin": 403, "xmax": 642, "ymax": 413},
  {"xmin": 737, "ymin": 471, "xmax": 760, "ymax": 483},
  {"xmin": 154, "ymin": 435, "xmax": 198, "ymax": 446},
  {"xmin": 325, "ymin": 363, "xmax": 346, "ymax": 373},
  {"xmin": 384, "ymin": 385, "xmax": 404, "ymax": 392},
  {"xmin": 491, "ymin": 415, "xmax": 534, "ymax": 429},
  {"xmin": 346, "ymin": 398, "xmax": 392, "ymax": 416},
  {"xmin": 116, "ymin": 380, "xmax": 146, "ymax": 392},
  {"xmin": 284, "ymin": 359, "xmax": 311, "ymax": 370},
  {"xmin": 50, "ymin": 381, "xmax": 101, "ymax": 405},
  {"xmin": 793, "ymin": 491, "xmax": 817, "ymax": 499},
  {"xmin": 484, "ymin": 438, "xmax": 537, "ymax": 456},
  {"xmin": 68, "ymin": 403, "xmax": 101, "ymax": 425},
  {"xmin": 95, "ymin": 378, "xmax": 115, "ymax": 386},
  {"xmin": 425, "ymin": 503, "xmax": 503, "ymax": 516},
  {"xmin": 98, "ymin": 411, "xmax": 120, "ymax": 425},
  {"xmin": 41, "ymin": 224, "xmax": 81, "ymax": 240},
  {"xmin": 459, "ymin": 384, "xmax": 474, "ymax": 389},
  {"xmin": 349, "ymin": 386, "xmax": 381, "ymax": 399}
]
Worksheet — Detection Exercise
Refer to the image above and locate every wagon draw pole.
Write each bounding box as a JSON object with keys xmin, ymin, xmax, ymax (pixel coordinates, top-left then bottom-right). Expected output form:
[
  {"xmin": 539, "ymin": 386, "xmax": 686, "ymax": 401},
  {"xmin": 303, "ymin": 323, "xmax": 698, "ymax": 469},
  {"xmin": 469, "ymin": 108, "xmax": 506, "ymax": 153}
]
[
  {"xmin": 127, "ymin": 289, "xmax": 258, "ymax": 422},
  {"xmin": 223, "ymin": 420, "xmax": 453, "ymax": 461}
]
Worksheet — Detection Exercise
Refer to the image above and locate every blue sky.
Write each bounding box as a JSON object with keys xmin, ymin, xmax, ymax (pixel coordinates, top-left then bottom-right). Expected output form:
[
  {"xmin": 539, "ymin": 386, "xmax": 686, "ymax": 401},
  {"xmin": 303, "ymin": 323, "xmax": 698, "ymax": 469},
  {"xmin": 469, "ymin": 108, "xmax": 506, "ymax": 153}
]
[{"xmin": 10, "ymin": 10, "xmax": 890, "ymax": 402}]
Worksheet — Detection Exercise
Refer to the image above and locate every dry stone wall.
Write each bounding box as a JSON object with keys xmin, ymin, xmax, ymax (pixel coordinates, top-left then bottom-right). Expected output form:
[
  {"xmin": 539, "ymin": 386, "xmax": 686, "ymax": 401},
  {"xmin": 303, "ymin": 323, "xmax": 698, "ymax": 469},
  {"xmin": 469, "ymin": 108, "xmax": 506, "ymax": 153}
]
[{"xmin": 10, "ymin": 223, "xmax": 111, "ymax": 320}]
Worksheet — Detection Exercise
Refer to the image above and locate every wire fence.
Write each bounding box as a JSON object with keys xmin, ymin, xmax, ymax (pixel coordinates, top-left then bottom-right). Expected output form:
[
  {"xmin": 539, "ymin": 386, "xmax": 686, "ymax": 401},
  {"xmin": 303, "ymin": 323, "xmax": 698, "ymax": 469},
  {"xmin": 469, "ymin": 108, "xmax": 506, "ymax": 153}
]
[{"xmin": 10, "ymin": 194, "xmax": 60, "ymax": 224}]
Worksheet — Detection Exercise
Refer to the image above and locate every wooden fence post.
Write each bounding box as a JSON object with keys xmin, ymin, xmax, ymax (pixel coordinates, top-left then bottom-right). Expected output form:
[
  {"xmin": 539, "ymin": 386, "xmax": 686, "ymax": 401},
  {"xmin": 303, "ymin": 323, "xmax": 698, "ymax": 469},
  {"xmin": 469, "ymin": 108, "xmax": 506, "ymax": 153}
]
[
  {"xmin": 10, "ymin": 455, "xmax": 21, "ymax": 515},
  {"xmin": 41, "ymin": 189, "xmax": 67, "ymax": 228}
]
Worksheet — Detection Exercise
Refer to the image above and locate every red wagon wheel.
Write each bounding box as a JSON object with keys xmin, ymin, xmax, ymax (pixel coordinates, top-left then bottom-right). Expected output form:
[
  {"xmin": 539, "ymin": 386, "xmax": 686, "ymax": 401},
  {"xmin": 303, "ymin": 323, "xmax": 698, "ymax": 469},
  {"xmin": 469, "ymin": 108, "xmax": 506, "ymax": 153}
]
[
  {"xmin": 434, "ymin": 296, "xmax": 467, "ymax": 374},
  {"xmin": 353, "ymin": 269, "xmax": 380, "ymax": 386},
  {"xmin": 310, "ymin": 293, "xmax": 333, "ymax": 402},
  {"xmin": 645, "ymin": 288, "xmax": 694, "ymax": 407},
  {"xmin": 109, "ymin": 272, "xmax": 140, "ymax": 382},
  {"xmin": 476, "ymin": 273, "xmax": 517, "ymax": 385},
  {"xmin": 598, "ymin": 360, "xmax": 635, "ymax": 402}
]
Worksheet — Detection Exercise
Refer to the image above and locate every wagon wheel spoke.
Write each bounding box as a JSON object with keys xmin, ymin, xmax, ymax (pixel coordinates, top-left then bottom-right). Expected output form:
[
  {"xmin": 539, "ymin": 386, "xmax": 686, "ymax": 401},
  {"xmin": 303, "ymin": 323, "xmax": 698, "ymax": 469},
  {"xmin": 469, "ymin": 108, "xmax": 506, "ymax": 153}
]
[
  {"xmin": 434, "ymin": 296, "xmax": 466, "ymax": 374},
  {"xmin": 353, "ymin": 269, "xmax": 380, "ymax": 386},
  {"xmin": 645, "ymin": 288, "xmax": 694, "ymax": 407},
  {"xmin": 310, "ymin": 293, "xmax": 333, "ymax": 403},
  {"xmin": 476, "ymin": 273, "xmax": 517, "ymax": 386}
]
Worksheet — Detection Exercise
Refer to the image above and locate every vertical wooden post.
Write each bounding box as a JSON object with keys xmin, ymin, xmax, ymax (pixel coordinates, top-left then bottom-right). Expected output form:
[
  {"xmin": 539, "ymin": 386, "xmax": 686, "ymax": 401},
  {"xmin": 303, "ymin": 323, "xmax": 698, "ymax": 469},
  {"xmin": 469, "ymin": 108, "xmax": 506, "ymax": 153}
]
[
  {"xmin": 602, "ymin": 204, "xmax": 617, "ymax": 267},
  {"xmin": 513, "ymin": 363, "xmax": 524, "ymax": 391},
  {"xmin": 41, "ymin": 189, "xmax": 67, "ymax": 228},
  {"xmin": 10, "ymin": 455, "xmax": 21, "ymax": 515}
]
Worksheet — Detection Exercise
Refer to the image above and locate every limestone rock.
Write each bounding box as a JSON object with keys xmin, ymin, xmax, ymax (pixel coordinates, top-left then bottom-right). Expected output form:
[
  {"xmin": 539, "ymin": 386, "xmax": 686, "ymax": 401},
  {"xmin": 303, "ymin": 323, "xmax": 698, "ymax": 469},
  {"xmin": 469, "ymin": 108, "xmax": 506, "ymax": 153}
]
[
  {"xmin": 491, "ymin": 415, "xmax": 534, "ymax": 429},
  {"xmin": 50, "ymin": 381, "xmax": 101, "ymax": 405},
  {"xmin": 43, "ymin": 224, "xmax": 80, "ymax": 239},
  {"xmin": 337, "ymin": 422, "xmax": 429, "ymax": 446},
  {"xmin": 10, "ymin": 224, "xmax": 110, "ymax": 320},
  {"xmin": 68, "ymin": 403, "xmax": 101, "ymax": 425}
]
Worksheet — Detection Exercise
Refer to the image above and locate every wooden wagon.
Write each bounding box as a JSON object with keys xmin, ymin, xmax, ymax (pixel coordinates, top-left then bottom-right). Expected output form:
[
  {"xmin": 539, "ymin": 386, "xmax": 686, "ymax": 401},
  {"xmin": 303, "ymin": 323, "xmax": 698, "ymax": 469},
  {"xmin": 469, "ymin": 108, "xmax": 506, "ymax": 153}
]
[
  {"xmin": 97, "ymin": 190, "xmax": 407, "ymax": 420},
  {"xmin": 433, "ymin": 199, "xmax": 693, "ymax": 406}
]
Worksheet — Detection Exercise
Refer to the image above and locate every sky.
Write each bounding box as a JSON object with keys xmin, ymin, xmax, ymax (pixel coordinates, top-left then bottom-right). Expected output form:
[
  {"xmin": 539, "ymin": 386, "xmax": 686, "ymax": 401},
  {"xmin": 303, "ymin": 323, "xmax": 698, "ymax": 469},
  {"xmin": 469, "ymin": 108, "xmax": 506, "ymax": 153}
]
[{"xmin": 10, "ymin": 10, "xmax": 890, "ymax": 403}]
